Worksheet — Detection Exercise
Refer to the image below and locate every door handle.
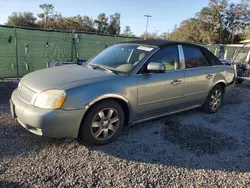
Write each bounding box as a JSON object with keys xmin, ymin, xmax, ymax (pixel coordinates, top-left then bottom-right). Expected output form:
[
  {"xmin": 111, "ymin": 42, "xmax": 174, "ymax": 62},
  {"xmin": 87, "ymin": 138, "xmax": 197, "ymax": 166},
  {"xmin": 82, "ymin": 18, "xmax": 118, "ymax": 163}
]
[
  {"xmin": 206, "ymin": 74, "xmax": 213, "ymax": 80},
  {"xmin": 171, "ymin": 79, "xmax": 182, "ymax": 86}
]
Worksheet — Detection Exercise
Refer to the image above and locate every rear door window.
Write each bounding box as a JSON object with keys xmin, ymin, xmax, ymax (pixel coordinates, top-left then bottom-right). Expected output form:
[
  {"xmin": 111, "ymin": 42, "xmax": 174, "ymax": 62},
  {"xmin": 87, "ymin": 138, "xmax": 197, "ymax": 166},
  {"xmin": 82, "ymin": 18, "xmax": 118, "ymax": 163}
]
[
  {"xmin": 183, "ymin": 45, "xmax": 209, "ymax": 69},
  {"xmin": 201, "ymin": 48, "xmax": 223, "ymax": 66}
]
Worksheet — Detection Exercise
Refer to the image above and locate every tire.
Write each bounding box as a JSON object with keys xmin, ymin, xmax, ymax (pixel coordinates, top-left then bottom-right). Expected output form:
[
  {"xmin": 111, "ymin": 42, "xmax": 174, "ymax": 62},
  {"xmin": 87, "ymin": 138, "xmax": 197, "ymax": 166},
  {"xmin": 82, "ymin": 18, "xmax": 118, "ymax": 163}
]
[
  {"xmin": 79, "ymin": 100, "xmax": 124, "ymax": 145},
  {"xmin": 202, "ymin": 85, "xmax": 224, "ymax": 114},
  {"xmin": 236, "ymin": 78, "xmax": 244, "ymax": 84}
]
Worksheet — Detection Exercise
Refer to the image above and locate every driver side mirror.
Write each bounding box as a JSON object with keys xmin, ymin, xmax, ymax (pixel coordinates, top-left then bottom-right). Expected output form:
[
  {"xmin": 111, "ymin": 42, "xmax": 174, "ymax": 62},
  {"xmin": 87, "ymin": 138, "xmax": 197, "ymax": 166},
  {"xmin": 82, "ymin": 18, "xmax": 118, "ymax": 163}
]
[{"xmin": 147, "ymin": 62, "xmax": 165, "ymax": 73}]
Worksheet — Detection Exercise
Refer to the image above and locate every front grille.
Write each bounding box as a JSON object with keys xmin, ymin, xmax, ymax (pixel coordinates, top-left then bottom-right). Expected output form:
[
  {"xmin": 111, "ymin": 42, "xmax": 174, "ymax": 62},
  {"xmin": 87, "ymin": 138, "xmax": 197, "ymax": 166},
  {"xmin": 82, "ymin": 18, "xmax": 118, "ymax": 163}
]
[{"xmin": 17, "ymin": 84, "xmax": 35, "ymax": 104}]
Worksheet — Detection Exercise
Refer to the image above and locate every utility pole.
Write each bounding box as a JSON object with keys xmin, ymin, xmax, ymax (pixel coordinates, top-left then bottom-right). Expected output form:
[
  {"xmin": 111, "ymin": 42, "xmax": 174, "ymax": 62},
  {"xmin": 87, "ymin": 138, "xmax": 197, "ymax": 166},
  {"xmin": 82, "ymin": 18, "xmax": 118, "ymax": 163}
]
[{"xmin": 144, "ymin": 15, "xmax": 152, "ymax": 39}]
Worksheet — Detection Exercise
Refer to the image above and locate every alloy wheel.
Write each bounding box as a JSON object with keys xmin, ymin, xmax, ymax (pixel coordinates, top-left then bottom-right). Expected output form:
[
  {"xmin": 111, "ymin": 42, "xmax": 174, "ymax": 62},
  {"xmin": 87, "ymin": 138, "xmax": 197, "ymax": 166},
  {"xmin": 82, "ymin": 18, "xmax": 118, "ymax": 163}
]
[
  {"xmin": 209, "ymin": 89, "xmax": 222, "ymax": 111},
  {"xmin": 91, "ymin": 108, "xmax": 120, "ymax": 140}
]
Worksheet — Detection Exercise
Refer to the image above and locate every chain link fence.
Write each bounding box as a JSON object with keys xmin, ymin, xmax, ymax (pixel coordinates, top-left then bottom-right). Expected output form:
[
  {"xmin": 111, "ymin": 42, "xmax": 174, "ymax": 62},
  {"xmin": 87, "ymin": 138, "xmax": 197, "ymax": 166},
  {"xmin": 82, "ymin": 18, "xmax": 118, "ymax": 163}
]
[
  {"xmin": 0, "ymin": 25, "xmax": 249, "ymax": 79},
  {"xmin": 207, "ymin": 44, "xmax": 250, "ymax": 62},
  {"xmin": 0, "ymin": 25, "xmax": 137, "ymax": 79}
]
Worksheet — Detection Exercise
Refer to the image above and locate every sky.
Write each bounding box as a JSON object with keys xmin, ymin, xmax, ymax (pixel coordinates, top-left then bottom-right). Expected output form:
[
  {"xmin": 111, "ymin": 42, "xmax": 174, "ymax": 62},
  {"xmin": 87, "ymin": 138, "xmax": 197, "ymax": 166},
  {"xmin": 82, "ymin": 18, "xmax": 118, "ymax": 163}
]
[{"xmin": 0, "ymin": 0, "xmax": 243, "ymax": 36}]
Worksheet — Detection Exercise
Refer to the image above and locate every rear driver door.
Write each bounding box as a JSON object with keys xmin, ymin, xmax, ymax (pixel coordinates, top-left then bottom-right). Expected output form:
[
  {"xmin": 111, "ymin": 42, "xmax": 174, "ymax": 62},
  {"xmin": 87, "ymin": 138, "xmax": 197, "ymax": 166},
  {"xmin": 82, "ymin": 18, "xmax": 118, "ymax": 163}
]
[{"xmin": 181, "ymin": 45, "xmax": 214, "ymax": 107}]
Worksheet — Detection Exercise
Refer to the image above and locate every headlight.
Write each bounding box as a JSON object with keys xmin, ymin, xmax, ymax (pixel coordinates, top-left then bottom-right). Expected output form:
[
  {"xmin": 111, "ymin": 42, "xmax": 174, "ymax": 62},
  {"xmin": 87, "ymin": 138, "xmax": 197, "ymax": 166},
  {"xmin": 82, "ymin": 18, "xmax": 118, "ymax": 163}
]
[{"xmin": 34, "ymin": 90, "xmax": 66, "ymax": 109}]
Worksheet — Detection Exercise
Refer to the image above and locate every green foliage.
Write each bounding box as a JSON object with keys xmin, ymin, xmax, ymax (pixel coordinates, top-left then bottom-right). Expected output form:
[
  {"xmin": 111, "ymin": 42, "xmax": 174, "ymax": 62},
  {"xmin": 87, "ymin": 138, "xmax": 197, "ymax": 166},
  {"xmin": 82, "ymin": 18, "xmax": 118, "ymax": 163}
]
[
  {"xmin": 140, "ymin": 31, "xmax": 162, "ymax": 39},
  {"xmin": 94, "ymin": 13, "xmax": 108, "ymax": 33},
  {"xmin": 7, "ymin": 12, "xmax": 38, "ymax": 27},
  {"xmin": 6, "ymin": 4, "xmax": 125, "ymax": 36},
  {"xmin": 169, "ymin": 0, "xmax": 250, "ymax": 44},
  {"xmin": 122, "ymin": 26, "xmax": 135, "ymax": 37},
  {"xmin": 247, "ymin": 26, "xmax": 250, "ymax": 39},
  {"xmin": 82, "ymin": 16, "xmax": 95, "ymax": 32},
  {"xmin": 107, "ymin": 13, "xmax": 121, "ymax": 35},
  {"xmin": 38, "ymin": 4, "xmax": 54, "ymax": 17},
  {"xmin": 37, "ymin": 4, "xmax": 55, "ymax": 29},
  {"xmin": 169, "ymin": 19, "xmax": 204, "ymax": 42},
  {"xmin": 94, "ymin": 13, "xmax": 121, "ymax": 35}
]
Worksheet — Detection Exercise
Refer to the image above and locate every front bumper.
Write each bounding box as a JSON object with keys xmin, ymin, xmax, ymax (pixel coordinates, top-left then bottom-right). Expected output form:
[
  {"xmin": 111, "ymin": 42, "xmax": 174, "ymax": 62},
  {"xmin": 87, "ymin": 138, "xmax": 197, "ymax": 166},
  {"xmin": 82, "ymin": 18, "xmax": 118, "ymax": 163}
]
[{"xmin": 11, "ymin": 89, "xmax": 86, "ymax": 138}]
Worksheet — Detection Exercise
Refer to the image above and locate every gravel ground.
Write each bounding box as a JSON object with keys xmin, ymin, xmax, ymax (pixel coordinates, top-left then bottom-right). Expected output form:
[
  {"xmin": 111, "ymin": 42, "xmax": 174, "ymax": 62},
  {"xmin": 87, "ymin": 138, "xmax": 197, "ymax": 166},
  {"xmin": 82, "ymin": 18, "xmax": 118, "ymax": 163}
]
[{"xmin": 1, "ymin": 81, "xmax": 250, "ymax": 187}]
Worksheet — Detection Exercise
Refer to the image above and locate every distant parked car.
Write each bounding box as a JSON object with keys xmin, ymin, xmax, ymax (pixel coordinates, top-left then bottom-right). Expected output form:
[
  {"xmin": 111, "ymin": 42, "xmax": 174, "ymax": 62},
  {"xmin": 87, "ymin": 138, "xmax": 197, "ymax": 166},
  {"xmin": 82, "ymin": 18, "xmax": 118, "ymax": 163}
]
[
  {"xmin": 10, "ymin": 40, "xmax": 235, "ymax": 145},
  {"xmin": 221, "ymin": 59, "xmax": 249, "ymax": 84},
  {"xmin": 49, "ymin": 59, "xmax": 87, "ymax": 68}
]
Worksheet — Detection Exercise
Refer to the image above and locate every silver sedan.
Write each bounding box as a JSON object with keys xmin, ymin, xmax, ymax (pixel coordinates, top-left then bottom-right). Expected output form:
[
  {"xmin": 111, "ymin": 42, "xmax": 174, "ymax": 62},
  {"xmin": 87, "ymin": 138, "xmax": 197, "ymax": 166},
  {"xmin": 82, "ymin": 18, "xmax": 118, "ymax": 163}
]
[{"xmin": 10, "ymin": 40, "xmax": 235, "ymax": 145}]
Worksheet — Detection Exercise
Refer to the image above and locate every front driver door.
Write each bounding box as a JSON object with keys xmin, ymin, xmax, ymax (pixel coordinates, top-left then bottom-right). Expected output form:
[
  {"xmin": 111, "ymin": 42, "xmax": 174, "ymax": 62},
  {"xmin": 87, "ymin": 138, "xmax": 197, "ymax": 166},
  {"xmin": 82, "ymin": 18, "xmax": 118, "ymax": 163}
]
[{"xmin": 136, "ymin": 45, "xmax": 184, "ymax": 120}]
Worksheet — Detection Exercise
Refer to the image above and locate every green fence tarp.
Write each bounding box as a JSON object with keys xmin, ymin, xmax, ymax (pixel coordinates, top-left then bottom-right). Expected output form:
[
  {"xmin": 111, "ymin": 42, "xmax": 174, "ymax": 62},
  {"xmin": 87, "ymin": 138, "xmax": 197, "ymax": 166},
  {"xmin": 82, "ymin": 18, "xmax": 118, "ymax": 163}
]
[
  {"xmin": 0, "ymin": 26, "xmax": 249, "ymax": 78},
  {"xmin": 0, "ymin": 26, "xmax": 136, "ymax": 78}
]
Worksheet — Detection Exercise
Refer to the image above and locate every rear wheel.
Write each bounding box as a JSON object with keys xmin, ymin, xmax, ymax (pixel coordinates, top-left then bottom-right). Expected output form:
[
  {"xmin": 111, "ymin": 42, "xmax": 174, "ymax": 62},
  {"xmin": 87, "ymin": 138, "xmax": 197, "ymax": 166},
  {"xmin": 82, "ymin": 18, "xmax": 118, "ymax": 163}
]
[
  {"xmin": 202, "ymin": 85, "xmax": 224, "ymax": 114},
  {"xmin": 236, "ymin": 78, "xmax": 244, "ymax": 84},
  {"xmin": 79, "ymin": 100, "xmax": 124, "ymax": 145}
]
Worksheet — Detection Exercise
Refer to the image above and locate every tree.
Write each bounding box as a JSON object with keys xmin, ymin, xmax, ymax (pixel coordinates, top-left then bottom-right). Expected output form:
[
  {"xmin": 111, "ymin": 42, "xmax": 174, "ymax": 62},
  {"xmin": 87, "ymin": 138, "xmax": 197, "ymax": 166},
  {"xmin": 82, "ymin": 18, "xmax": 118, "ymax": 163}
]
[
  {"xmin": 197, "ymin": 0, "xmax": 250, "ymax": 43},
  {"xmin": 6, "ymin": 12, "xmax": 38, "ymax": 27},
  {"xmin": 82, "ymin": 16, "xmax": 95, "ymax": 32},
  {"xmin": 107, "ymin": 13, "xmax": 121, "ymax": 35},
  {"xmin": 140, "ymin": 31, "xmax": 162, "ymax": 39},
  {"xmin": 122, "ymin": 26, "xmax": 135, "ymax": 37},
  {"xmin": 94, "ymin": 13, "xmax": 108, "ymax": 33},
  {"xmin": 168, "ymin": 18, "xmax": 204, "ymax": 42},
  {"xmin": 224, "ymin": 2, "xmax": 250, "ymax": 43},
  {"xmin": 71, "ymin": 14, "xmax": 84, "ymax": 30},
  {"xmin": 6, "ymin": 4, "xmax": 99, "ymax": 32},
  {"xmin": 38, "ymin": 4, "xmax": 55, "ymax": 29},
  {"xmin": 169, "ymin": 0, "xmax": 250, "ymax": 44},
  {"xmin": 247, "ymin": 26, "xmax": 250, "ymax": 38},
  {"xmin": 52, "ymin": 13, "xmax": 66, "ymax": 29}
]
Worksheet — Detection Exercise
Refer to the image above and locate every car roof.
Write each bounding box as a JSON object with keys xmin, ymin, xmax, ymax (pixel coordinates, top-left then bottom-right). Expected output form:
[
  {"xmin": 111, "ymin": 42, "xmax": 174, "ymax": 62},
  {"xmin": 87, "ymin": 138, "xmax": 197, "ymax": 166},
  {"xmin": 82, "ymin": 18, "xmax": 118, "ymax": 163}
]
[{"xmin": 120, "ymin": 39, "xmax": 205, "ymax": 48}]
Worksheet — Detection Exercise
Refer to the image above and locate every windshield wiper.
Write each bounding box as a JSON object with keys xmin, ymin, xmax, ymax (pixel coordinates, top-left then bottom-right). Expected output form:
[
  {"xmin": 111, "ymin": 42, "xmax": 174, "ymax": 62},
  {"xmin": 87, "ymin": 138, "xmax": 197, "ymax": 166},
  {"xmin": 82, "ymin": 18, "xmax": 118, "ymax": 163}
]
[
  {"xmin": 88, "ymin": 64, "xmax": 119, "ymax": 74},
  {"xmin": 81, "ymin": 62, "xmax": 88, "ymax": 66}
]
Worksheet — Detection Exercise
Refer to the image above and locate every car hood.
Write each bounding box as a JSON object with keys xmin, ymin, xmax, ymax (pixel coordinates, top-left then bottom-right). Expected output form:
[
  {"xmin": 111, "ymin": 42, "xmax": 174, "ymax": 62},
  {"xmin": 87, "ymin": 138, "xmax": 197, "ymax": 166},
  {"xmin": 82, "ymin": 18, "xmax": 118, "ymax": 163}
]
[{"xmin": 21, "ymin": 64, "xmax": 119, "ymax": 92}]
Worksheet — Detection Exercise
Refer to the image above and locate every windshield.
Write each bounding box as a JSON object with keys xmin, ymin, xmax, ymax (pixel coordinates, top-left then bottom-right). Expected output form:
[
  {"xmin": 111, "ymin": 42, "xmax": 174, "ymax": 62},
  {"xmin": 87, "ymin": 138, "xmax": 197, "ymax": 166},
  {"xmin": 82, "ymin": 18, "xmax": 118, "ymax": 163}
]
[{"xmin": 86, "ymin": 44, "xmax": 155, "ymax": 74}]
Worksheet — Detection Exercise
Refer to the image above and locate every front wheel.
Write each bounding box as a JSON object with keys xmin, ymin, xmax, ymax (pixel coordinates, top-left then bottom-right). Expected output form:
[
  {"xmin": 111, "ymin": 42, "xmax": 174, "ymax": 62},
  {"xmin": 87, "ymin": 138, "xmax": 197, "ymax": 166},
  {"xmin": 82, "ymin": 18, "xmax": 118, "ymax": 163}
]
[
  {"xmin": 79, "ymin": 100, "xmax": 124, "ymax": 145},
  {"xmin": 202, "ymin": 85, "xmax": 224, "ymax": 114}
]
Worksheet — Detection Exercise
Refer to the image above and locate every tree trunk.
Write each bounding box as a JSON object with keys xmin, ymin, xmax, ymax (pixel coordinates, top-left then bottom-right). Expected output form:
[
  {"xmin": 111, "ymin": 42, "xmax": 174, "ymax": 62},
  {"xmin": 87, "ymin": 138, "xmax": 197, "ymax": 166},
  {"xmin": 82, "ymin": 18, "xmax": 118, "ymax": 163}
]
[{"xmin": 231, "ymin": 31, "xmax": 234, "ymax": 44}]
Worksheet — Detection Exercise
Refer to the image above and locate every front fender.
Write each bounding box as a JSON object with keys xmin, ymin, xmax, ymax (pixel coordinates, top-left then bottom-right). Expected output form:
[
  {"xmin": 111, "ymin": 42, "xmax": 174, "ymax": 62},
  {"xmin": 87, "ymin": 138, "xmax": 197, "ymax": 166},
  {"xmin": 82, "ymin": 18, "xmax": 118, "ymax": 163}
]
[
  {"xmin": 83, "ymin": 93, "xmax": 133, "ymax": 123},
  {"xmin": 85, "ymin": 94, "xmax": 129, "ymax": 109},
  {"xmin": 61, "ymin": 77, "xmax": 138, "ymax": 120}
]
